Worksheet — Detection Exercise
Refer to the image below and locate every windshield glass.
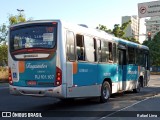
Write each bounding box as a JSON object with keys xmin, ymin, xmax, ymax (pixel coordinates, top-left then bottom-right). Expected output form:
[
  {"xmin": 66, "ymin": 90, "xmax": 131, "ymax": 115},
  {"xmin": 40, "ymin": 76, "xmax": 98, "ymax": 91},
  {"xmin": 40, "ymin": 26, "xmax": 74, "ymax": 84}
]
[{"xmin": 10, "ymin": 24, "xmax": 57, "ymax": 52}]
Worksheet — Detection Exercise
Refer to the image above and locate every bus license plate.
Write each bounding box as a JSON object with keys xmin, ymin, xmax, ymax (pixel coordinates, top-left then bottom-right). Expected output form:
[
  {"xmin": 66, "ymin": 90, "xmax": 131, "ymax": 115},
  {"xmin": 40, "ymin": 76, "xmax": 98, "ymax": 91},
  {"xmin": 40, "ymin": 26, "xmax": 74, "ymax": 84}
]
[{"xmin": 27, "ymin": 81, "xmax": 37, "ymax": 86}]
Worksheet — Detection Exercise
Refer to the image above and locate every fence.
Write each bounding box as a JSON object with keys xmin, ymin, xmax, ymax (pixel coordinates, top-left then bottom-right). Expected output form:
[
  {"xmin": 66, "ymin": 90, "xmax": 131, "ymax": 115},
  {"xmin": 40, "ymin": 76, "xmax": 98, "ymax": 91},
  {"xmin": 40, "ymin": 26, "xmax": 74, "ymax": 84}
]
[{"xmin": 150, "ymin": 66, "xmax": 160, "ymax": 75}]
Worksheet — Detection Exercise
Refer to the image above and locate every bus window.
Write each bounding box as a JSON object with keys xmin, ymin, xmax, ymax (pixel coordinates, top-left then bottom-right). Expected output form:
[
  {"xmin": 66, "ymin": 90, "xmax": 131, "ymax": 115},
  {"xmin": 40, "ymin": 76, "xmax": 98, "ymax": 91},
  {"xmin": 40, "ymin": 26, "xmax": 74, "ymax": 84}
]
[
  {"xmin": 128, "ymin": 47, "xmax": 135, "ymax": 64},
  {"xmin": 84, "ymin": 36, "xmax": 95, "ymax": 62},
  {"xmin": 94, "ymin": 38, "xmax": 97, "ymax": 62},
  {"xmin": 101, "ymin": 41, "xmax": 109, "ymax": 62},
  {"xmin": 66, "ymin": 31, "xmax": 76, "ymax": 61},
  {"xmin": 109, "ymin": 42, "xmax": 113, "ymax": 62},
  {"xmin": 136, "ymin": 49, "xmax": 143, "ymax": 66},
  {"xmin": 135, "ymin": 49, "xmax": 138, "ymax": 65},
  {"xmin": 10, "ymin": 25, "xmax": 57, "ymax": 53},
  {"xmin": 138, "ymin": 50, "xmax": 144, "ymax": 66},
  {"xmin": 144, "ymin": 50, "xmax": 149, "ymax": 69},
  {"xmin": 96, "ymin": 39, "xmax": 101, "ymax": 62},
  {"xmin": 113, "ymin": 43, "xmax": 117, "ymax": 63},
  {"xmin": 146, "ymin": 53, "xmax": 150, "ymax": 70},
  {"xmin": 76, "ymin": 34, "xmax": 85, "ymax": 61}
]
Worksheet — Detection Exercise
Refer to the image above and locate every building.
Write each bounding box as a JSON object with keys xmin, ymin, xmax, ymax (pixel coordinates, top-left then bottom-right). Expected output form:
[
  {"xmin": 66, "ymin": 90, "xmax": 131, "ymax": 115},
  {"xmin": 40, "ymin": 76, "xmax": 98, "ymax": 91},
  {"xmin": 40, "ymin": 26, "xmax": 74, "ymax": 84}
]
[
  {"xmin": 145, "ymin": 16, "xmax": 160, "ymax": 40},
  {"xmin": 122, "ymin": 15, "xmax": 139, "ymax": 40}
]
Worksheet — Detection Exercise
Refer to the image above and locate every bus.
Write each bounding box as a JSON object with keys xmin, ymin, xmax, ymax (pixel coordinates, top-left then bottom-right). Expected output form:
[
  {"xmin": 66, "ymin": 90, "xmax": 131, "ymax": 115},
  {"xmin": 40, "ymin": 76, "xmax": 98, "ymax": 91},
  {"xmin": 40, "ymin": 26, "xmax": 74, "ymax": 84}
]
[{"xmin": 8, "ymin": 20, "xmax": 150, "ymax": 103}]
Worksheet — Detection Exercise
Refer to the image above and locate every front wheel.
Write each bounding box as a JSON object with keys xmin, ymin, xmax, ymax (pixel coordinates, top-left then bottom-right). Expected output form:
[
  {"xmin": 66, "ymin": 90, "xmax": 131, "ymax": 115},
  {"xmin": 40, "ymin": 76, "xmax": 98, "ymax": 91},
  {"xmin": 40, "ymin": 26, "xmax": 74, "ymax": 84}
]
[{"xmin": 100, "ymin": 81, "xmax": 111, "ymax": 103}]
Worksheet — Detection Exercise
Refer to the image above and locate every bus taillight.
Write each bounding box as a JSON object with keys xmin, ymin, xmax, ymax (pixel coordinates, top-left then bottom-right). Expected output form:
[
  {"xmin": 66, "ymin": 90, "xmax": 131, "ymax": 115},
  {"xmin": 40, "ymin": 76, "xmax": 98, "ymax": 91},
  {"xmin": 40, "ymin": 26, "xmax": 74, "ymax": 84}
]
[
  {"xmin": 9, "ymin": 67, "xmax": 13, "ymax": 85},
  {"xmin": 55, "ymin": 67, "xmax": 62, "ymax": 86}
]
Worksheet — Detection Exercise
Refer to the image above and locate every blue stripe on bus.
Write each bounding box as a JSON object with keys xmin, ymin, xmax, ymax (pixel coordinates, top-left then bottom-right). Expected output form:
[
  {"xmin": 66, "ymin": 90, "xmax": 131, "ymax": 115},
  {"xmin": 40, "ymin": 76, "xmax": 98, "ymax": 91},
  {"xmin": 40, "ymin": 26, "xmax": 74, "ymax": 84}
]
[{"xmin": 73, "ymin": 63, "xmax": 138, "ymax": 87}]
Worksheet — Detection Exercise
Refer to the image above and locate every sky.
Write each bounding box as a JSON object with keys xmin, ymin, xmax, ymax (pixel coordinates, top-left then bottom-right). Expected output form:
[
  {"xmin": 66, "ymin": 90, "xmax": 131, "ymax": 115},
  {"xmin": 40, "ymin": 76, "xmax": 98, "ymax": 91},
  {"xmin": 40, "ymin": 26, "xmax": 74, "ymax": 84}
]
[{"xmin": 0, "ymin": 0, "xmax": 153, "ymax": 43}]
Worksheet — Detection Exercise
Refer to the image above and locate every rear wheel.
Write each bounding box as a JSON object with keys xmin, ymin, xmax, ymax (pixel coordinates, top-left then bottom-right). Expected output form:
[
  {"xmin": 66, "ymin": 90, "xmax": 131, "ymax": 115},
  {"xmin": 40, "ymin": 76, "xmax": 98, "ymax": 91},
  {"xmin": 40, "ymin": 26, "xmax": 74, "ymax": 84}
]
[
  {"xmin": 100, "ymin": 81, "xmax": 111, "ymax": 103},
  {"xmin": 133, "ymin": 79, "xmax": 141, "ymax": 93}
]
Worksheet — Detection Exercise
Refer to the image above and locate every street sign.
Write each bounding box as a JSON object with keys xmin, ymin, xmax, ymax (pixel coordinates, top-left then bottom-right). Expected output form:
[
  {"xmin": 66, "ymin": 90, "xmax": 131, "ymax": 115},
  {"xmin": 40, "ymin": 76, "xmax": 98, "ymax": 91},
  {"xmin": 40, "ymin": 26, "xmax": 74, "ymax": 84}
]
[{"xmin": 138, "ymin": 1, "xmax": 160, "ymax": 18}]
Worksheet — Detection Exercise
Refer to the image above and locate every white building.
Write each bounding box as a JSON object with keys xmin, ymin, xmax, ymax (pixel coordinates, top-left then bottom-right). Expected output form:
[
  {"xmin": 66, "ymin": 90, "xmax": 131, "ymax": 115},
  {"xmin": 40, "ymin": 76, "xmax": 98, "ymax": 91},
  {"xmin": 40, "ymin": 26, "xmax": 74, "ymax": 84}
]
[
  {"xmin": 122, "ymin": 15, "xmax": 139, "ymax": 41},
  {"xmin": 145, "ymin": 16, "xmax": 160, "ymax": 40}
]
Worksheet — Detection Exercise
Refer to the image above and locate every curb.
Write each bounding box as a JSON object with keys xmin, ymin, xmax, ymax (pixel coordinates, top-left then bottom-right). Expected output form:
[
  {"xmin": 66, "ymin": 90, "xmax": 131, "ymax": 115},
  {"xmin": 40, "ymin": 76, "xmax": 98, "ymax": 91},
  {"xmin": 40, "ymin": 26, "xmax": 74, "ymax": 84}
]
[{"xmin": 0, "ymin": 79, "xmax": 8, "ymax": 83}]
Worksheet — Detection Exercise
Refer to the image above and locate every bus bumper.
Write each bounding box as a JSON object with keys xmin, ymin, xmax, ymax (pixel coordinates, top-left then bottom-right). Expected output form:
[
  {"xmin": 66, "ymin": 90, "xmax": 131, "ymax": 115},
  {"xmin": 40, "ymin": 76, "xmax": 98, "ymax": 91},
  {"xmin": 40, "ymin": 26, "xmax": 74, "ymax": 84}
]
[{"xmin": 9, "ymin": 85, "xmax": 65, "ymax": 98}]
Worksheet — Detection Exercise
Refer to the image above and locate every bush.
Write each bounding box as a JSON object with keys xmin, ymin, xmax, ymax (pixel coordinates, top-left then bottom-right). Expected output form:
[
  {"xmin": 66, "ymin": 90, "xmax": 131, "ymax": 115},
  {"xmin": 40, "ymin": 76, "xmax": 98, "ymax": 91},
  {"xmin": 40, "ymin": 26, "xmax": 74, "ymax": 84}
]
[{"xmin": 0, "ymin": 66, "xmax": 8, "ymax": 81}]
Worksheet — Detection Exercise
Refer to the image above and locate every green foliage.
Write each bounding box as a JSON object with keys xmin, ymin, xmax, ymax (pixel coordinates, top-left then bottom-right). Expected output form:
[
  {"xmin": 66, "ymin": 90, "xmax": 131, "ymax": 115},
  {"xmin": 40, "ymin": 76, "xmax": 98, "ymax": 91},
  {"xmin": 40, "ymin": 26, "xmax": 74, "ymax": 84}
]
[
  {"xmin": 143, "ymin": 31, "xmax": 160, "ymax": 66},
  {"xmin": 9, "ymin": 13, "xmax": 26, "ymax": 25},
  {"xmin": 0, "ymin": 24, "xmax": 7, "ymax": 42},
  {"xmin": 0, "ymin": 45, "xmax": 8, "ymax": 66},
  {"xmin": 112, "ymin": 23, "xmax": 125, "ymax": 38},
  {"xmin": 96, "ymin": 24, "xmax": 112, "ymax": 34},
  {"xmin": 0, "ymin": 11, "xmax": 27, "ymax": 43},
  {"xmin": 0, "ymin": 11, "xmax": 27, "ymax": 67},
  {"xmin": 97, "ymin": 20, "xmax": 139, "ymax": 43}
]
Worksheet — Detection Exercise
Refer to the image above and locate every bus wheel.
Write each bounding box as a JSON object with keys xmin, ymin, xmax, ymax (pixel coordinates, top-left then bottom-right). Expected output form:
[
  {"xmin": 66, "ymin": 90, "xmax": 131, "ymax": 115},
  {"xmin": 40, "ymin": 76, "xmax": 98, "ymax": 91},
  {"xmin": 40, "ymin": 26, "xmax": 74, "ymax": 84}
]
[
  {"xmin": 100, "ymin": 81, "xmax": 111, "ymax": 103},
  {"xmin": 133, "ymin": 79, "xmax": 141, "ymax": 93}
]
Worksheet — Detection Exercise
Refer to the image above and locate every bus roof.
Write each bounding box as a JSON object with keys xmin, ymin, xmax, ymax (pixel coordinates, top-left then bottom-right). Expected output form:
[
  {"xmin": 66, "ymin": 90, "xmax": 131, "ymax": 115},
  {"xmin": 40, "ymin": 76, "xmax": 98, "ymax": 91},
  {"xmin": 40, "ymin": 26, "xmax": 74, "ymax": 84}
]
[{"xmin": 9, "ymin": 19, "xmax": 149, "ymax": 51}]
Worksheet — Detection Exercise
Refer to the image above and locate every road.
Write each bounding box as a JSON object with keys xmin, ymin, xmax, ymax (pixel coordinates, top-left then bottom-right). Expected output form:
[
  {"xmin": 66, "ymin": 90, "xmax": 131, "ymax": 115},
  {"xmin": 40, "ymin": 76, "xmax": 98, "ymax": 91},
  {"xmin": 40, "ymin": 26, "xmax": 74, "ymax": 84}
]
[{"xmin": 0, "ymin": 75, "xmax": 160, "ymax": 120}]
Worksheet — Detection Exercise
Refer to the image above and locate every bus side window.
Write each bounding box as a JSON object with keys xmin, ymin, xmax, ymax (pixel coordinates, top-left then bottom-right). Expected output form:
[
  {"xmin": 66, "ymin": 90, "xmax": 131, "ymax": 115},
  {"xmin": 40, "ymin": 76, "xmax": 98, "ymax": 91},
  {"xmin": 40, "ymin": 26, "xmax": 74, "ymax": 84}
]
[
  {"xmin": 135, "ymin": 49, "xmax": 138, "ymax": 65},
  {"xmin": 113, "ymin": 43, "xmax": 117, "ymax": 63},
  {"xmin": 66, "ymin": 31, "xmax": 76, "ymax": 61},
  {"xmin": 101, "ymin": 40, "xmax": 109, "ymax": 62},
  {"xmin": 138, "ymin": 50, "xmax": 144, "ymax": 66},
  {"xmin": 94, "ymin": 38, "xmax": 97, "ymax": 62},
  {"xmin": 76, "ymin": 34, "xmax": 85, "ymax": 61},
  {"xmin": 109, "ymin": 42, "xmax": 113, "ymax": 63},
  {"xmin": 96, "ymin": 39, "xmax": 101, "ymax": 62},
  {"xmin": 84, "ymin": 36, "xmax": 95, "ymax": 62},
  {"xmin": 128, "ymin": 47, "xmax": 135, "ymax": 64},
  {"xmin": 144, "ymin": 50, "xmax": 149, "ymax": 69},
  {"xmin": 146, "ymin": 53, "xmax": 150, "ymax": 70}
]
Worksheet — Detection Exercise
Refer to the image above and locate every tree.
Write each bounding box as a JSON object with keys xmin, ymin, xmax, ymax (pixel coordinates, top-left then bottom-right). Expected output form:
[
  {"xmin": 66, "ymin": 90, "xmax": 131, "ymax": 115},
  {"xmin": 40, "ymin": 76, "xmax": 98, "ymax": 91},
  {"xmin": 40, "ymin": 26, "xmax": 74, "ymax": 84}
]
[
  {"xmin": 0, "ymin": 11, "xmax": 27, "ymax": 43},
  {"xmin": 0, "ymin": 10, "xmax": 27, "ymax": 66},
  {"xmin": 96, "ymin": 24, "xmax": 112, "ymax": 34},
  {"xmin": 9, "ymin": 12, "xmax": 26, "ymax": 25},
  {"xmin": 143, "ymin": 31, "xmax": 160, "ymax": 66},
  {"xmin": 96, "ymin": 20, "xmax": 139, "ymax": 43},
  {"xmin": 0, "ymin": 24, "xmax": 7, "ymax": 43},
  {"xmin": 0, "ymin": 45, "xmax": 8, "ymax": 66}
]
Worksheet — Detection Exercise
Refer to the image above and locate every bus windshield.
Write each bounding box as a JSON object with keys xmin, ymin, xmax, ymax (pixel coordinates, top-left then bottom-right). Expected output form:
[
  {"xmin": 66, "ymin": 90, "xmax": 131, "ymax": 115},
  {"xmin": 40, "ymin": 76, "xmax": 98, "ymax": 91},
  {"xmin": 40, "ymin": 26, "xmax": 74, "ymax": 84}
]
[{"xmin": 10, "ymin": 24, "xmax": 57, "ymax": 52}]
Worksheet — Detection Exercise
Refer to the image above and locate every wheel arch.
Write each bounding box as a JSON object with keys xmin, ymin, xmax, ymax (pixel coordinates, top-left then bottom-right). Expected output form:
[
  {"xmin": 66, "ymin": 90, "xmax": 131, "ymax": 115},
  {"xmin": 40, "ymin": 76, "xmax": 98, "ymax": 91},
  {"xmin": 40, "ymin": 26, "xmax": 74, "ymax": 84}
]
[{"xmin": 102, "ymin": 78, "xmax": 112, "ymax": 93}]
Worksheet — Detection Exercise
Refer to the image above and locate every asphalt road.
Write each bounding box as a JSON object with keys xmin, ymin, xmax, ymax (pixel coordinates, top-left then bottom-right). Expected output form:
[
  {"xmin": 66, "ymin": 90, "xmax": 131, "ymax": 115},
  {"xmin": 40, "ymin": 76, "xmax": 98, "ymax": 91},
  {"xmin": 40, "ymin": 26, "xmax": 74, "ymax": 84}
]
[{"xmin": 0, "ymin": 75, "xmax": 160, "ymax": 120}]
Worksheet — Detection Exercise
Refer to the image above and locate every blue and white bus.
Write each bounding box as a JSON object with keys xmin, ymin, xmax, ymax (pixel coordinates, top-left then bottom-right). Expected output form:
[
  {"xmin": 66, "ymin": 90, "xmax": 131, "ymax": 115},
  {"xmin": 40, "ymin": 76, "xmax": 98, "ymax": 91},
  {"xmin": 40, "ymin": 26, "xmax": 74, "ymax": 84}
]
[{"xmin": 8, "ymin": 20, "xmax": 150, "ymax": 103}]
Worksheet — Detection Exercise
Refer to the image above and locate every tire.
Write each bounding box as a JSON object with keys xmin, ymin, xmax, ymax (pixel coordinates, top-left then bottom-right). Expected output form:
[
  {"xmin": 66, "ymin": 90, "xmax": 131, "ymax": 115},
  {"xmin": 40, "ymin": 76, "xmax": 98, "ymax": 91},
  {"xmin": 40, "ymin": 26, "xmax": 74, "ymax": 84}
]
[
  {"xmin": 100, "ymin": 81, "xmax": 111, "ymax": 103},
  {"xmin": 133, "ymin": 79, "xmax": 141, "ymax": 93}
]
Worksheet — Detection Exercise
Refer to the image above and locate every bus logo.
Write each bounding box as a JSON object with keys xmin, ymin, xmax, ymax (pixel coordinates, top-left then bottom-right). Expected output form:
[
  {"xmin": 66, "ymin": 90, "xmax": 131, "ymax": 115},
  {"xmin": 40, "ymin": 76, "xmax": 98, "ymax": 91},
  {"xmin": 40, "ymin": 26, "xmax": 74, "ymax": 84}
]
[
  {"xmin": 26, "ymin": 63, "xmax": 48, "ymax": 70},
  {"xmin": 24, "ymin": 54, "xmax": 38, "ymax": 58}
]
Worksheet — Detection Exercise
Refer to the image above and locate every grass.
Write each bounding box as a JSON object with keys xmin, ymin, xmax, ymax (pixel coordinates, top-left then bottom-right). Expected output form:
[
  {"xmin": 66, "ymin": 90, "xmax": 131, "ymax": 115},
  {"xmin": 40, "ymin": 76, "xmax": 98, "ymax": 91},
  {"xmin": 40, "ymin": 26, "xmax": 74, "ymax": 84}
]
[{"xmin": 0, "ymin": 66, "xmax": 8, "ymax": 82}]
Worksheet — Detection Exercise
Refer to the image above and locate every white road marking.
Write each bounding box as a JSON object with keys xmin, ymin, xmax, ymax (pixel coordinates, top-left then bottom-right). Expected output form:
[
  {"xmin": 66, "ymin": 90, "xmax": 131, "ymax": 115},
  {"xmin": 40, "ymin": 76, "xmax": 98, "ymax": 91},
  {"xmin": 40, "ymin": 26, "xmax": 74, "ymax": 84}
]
[{"xmin": 99, "ymin": 97, "xmax": 152, "ymax": 119}]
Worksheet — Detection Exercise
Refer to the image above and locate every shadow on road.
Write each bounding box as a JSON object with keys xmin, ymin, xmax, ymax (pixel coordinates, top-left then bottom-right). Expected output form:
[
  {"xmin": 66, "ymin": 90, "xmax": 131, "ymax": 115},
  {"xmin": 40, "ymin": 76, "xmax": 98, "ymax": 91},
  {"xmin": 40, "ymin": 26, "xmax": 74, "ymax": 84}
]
[{"xmin": 30, "ymin": 86, "xmax": 160, "ymax": 112}]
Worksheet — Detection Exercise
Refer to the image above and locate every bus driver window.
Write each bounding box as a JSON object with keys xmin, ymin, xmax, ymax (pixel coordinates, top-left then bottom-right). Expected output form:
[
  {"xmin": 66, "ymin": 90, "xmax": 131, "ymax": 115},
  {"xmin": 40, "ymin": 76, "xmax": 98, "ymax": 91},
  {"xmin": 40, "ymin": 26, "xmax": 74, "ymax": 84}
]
[{"xmin": 78, "ymin": 47, "xmax": 84, "ymax": 60}]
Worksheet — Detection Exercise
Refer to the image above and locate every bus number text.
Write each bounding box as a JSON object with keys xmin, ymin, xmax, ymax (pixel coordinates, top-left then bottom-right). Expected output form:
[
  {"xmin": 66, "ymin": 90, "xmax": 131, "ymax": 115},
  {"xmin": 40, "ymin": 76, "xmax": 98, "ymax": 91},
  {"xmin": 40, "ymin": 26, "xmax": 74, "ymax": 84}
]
[{"xmin": 35, "ymin": 75, "xmax": 54, "ymax": 80}]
